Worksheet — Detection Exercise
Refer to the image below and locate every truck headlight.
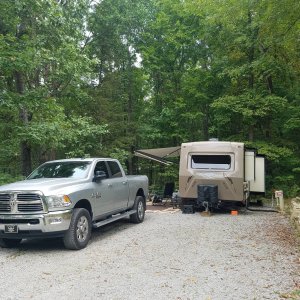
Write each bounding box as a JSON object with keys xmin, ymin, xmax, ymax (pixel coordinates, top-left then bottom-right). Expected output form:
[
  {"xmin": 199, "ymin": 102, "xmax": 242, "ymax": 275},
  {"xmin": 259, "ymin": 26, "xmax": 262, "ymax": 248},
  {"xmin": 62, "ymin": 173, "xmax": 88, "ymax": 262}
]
[{"xmin": 45, "ymin": 195, "xmax": 72, "ymax": 208}]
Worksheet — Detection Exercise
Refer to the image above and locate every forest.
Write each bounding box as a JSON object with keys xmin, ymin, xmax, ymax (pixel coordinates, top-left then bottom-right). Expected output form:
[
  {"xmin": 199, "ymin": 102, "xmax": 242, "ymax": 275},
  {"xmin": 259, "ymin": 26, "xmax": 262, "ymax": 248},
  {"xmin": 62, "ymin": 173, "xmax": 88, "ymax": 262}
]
[{"xmin": 0, "ymin": 0, "xmax": 299, "ymax": 196}]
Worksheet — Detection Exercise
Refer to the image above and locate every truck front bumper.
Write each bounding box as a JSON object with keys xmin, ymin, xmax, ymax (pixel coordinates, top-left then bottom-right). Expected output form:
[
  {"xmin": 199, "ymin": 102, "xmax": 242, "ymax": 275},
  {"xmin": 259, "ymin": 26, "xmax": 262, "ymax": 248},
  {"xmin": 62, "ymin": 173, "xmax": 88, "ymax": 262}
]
[{"xmin": 0, "ymin": 210, "xmax": 72, "ymax": 239}]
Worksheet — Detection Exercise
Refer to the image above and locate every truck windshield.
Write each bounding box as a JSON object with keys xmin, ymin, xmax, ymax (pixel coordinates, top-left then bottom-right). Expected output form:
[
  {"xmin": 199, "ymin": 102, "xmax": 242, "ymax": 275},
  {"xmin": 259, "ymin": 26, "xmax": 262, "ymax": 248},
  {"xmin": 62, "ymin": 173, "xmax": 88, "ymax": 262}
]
[{"xmin": 27, "ymin": 161, "xmax": 92, "ymax": 179}]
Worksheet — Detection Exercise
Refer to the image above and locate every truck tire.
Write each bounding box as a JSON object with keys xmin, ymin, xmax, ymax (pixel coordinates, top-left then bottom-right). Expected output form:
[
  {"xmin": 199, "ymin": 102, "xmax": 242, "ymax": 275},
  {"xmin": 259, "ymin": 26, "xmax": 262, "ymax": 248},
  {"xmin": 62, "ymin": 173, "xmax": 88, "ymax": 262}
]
[
  {"xmin": 0, "ymin": 238, "xmax": 22, "ymax": 248},
  {"xmin": 63, "ymin": 208, "xmax": 92, "ymax": 250},
  {"xmin": 130, "ymin": 196, "xmax": 145, "ymax": 224}
]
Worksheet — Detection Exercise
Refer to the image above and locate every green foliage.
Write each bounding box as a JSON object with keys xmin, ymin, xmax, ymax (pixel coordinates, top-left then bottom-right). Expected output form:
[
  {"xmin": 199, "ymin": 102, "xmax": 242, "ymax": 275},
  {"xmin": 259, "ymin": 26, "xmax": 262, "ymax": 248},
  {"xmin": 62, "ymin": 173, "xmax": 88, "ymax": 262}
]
[
  {"xmin": 0, "ymin": 173, "xmax": 24, "ymax": 186},
  {"xmin": 0, "ymin": 0, "xmax": 108, "ymax": 174},
  {"xmin": 211, "ymin": 94, "xmax": 287, "ymax": 140},
  {"xmin": 245, "ymin": 141, "xmax": 300, "ymax": 197},
  {"xmin": 0, "ymin": 0, "xmax": 299, "ymax": 196},
  {"xmin": 63, "ymin": 117, "xmax": 109, "ymax": 158},
  {"xmin": 107, "ymin": 148, "xmax": 129, "ymax": 173}
]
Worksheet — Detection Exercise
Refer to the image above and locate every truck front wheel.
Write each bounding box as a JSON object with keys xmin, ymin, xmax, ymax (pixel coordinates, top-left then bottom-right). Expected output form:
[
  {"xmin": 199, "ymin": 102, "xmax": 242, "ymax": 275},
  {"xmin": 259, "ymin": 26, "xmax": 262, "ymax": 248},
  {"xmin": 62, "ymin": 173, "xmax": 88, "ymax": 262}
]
[
  {"xmin": 130, "ymin": 196, "xmax": 145, "ymax": 223},
  {"xmin": 63, "ymin": 208, "xmax": 91, "ymax": 250}
]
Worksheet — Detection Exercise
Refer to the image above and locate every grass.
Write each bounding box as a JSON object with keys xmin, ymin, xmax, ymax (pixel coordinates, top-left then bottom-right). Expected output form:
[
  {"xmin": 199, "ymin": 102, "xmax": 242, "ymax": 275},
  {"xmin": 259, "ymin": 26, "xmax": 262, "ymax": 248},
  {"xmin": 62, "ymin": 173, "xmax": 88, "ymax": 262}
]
[{"xmin": 280, "ymin": 289, "xmax": 300, "ymax": 299}]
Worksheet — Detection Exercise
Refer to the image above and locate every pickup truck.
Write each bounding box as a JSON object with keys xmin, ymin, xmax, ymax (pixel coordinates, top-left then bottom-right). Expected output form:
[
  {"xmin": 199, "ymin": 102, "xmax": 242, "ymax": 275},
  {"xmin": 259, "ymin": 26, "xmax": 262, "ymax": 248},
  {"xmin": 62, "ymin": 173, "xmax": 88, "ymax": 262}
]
[{"xmin": 0, "ymin": 158, "xmax": 148, "ymax": 250}]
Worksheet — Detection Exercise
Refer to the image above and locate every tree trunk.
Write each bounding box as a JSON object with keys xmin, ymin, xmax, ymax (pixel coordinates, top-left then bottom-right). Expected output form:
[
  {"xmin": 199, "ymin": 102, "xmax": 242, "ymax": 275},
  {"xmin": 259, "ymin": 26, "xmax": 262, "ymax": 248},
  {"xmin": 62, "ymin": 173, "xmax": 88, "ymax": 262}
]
[
  {"xmin": 202, "ymin": 104, "xmax": 209, "ymax": 141},
  {"xmin": 127, "ymin": 93, "xmax": 134, "ymax": 175},
  {"xmin": 126, "ymin": 52, "xmax": 134, "ymax": 175},
  {"xmin": 15, "ymin": 71, "xmax": 32, "ymax": 176},
  {"xmin": 248, "ymin": 10, "xmax": 255, "ymax": 90},
  {"xmin": 20, "ymin": 141, "xmax": 32, "ymax": 176},
  {"xmin": 249, "ymin": 125, "xmax": 254, "ymax": 142},
  {"xmin": 247, "ymin": 9, "xmax": 258, "ymax": 142}
]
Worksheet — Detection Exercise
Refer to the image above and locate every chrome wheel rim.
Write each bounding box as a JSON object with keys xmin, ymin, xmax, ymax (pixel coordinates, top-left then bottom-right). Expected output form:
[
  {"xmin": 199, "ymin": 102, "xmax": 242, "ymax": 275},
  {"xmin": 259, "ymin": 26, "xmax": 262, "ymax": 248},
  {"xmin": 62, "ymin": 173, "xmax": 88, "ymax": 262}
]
[
  {"xmin": 76, "ymin": 216, "xmax": 89, "ymax": 242},
  {"xmin": 137, "ymin": 201, "xmax": 144, "ymax": 220}
]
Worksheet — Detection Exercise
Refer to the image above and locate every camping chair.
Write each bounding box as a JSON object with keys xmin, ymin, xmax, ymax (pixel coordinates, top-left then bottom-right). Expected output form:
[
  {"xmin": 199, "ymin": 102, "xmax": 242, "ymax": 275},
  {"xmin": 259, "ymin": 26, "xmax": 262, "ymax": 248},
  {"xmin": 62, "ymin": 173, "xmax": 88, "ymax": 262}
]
[
  {"xmin": 170, "ymin": 192, "xmax": 181, "ymax": 209},
  {"xmin": 151, "ymin": 182, "xmax": 175, "ymax": 206}
]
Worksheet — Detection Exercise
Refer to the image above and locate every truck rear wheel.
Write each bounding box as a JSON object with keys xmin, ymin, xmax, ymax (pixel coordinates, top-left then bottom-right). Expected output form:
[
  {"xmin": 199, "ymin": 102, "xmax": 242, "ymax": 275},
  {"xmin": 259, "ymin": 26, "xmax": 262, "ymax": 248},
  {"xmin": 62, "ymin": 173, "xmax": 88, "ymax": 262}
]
[
  {"xmin": 130, "ymin": 196, "xmax": 145, "ymax": 224},
  {"xmin": 63, "ymin": 208, "xmax": 91, "ymax": 250},
  {"xmin": 0, "ymin": 238, "xmax": 22, "ymax": 248}
]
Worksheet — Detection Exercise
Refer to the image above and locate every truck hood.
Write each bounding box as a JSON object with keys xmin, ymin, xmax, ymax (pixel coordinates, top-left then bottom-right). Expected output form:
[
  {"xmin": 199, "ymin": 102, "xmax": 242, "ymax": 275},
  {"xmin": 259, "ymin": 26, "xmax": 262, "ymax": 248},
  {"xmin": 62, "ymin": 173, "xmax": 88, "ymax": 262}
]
[{"xmin": 0, "ymin": 178, "xmax": 87, "ymax": 195}]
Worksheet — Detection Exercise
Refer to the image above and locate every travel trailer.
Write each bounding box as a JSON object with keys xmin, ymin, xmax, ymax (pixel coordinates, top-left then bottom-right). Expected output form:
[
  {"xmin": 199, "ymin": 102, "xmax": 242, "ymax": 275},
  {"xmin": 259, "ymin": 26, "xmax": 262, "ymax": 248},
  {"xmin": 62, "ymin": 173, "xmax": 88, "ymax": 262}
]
[{"xmin": 135, "ymin": 141, "xmax": 265, "ymax": 210}]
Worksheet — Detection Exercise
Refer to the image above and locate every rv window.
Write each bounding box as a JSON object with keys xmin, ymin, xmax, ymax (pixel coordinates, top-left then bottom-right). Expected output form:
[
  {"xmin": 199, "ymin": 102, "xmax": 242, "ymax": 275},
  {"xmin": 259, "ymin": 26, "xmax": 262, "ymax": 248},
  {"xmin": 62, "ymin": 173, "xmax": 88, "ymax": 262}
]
[{"xmin": 191, "ymin": 155, "xmax": 231, "ymax": 170}]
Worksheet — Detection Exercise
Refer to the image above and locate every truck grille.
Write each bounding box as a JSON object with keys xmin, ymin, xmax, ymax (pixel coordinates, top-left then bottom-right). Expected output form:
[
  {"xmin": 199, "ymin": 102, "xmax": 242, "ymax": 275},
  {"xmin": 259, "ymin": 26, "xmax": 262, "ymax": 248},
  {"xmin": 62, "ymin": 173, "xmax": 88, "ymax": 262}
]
[
  {"xmin": 0, "ymin": 193, "xmax": 44, "ymax": 213},
  {"xmin": 0, "ymin": 194, "xmax": 10, "ymax": 212}
]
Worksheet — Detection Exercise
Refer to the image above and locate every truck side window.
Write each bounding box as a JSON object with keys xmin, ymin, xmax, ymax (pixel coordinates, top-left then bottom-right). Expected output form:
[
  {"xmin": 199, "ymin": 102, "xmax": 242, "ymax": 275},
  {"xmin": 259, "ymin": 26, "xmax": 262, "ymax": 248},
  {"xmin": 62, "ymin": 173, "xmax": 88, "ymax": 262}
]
[
  {"xmin": 94, "ymin": 161, "xmax": 109, "ymax": 178},
  {"xmin": 107, "ymin": 161, "xmax": 122, "ymax": 178}
]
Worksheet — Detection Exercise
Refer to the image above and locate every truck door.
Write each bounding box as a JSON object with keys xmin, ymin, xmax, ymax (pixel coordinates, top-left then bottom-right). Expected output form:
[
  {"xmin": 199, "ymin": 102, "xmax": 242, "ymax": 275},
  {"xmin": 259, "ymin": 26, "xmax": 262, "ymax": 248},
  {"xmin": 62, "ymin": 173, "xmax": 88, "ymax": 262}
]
[
  {"xmin": 92, "ymin": 161, "xmax": 114, "ymax": 217},
  {"xmin": 106, "ymin": 160, "xmax": 129, "ymax": 211}
]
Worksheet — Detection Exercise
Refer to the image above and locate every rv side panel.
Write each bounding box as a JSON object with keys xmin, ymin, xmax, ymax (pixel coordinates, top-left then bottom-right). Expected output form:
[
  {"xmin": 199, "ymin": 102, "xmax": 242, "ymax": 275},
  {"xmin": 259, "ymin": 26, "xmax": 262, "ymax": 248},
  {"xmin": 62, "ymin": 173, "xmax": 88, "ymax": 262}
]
[
  {"xmin": 249, "ymin": 156, "xmax": 265, "ymax": 193},
  {"xmin": 245, "ymin": 150, "xmax": 255, "ymax": 181}
]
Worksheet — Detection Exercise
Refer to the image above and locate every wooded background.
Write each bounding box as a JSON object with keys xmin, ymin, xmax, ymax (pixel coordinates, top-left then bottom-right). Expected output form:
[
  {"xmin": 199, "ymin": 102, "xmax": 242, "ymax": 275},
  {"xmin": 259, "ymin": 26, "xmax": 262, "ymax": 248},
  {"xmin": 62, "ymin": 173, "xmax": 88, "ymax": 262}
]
[{"xmin": 0, "ymin": 0, "xmax": 299, "ymax": 196}]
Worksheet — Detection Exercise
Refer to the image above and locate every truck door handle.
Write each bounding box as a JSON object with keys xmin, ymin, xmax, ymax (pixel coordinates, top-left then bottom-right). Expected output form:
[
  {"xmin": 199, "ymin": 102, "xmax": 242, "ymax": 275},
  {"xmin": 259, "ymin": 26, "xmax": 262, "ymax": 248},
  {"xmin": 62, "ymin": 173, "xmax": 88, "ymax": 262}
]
[
  {"xmin": 122, "ymin": 181, "xmax": 127, "ymax": 185},
  {"xmin": 108, "ymin": 183, "xmax": 112, "ymax": 188}
]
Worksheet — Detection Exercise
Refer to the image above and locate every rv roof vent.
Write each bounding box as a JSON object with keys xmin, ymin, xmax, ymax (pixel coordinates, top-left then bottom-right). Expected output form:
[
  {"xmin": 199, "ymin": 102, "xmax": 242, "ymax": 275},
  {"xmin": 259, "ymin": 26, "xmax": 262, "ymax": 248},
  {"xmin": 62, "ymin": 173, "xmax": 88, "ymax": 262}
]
[{"xmin": 209, "ymin": 138, "xmax": 219, "ymax": 141}]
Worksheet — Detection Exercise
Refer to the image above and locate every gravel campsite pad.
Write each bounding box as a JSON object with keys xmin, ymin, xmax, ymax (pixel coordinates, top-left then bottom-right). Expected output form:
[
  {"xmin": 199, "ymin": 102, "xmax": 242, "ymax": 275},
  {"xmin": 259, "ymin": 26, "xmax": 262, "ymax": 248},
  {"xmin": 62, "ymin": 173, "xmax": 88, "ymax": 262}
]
[{"xmin": 0, "ymin": 208, "xmax": 299, "ymax": 300}]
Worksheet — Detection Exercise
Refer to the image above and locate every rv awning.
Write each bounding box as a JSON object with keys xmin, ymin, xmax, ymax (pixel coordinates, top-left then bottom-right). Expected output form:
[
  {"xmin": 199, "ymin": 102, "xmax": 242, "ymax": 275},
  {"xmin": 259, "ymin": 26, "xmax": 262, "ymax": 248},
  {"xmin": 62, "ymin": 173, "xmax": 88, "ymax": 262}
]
[{"xmin": 134, "ymin": 146, "xmax": 181, "ymax": 165}]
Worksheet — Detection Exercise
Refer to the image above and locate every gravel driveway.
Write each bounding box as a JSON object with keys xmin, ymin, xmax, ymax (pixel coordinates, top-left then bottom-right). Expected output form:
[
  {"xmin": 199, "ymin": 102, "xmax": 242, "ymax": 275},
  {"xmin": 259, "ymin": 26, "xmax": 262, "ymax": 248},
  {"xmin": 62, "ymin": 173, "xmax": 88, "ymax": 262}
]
[{"xmin": 0, "ymin": 208, "xmax": 299, "ymax": 300}]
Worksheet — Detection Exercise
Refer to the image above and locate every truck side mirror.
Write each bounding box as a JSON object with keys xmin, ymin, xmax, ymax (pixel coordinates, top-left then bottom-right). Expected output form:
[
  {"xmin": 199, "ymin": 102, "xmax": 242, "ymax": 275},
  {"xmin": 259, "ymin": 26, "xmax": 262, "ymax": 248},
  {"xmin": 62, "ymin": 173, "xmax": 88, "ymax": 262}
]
[{"xmin": 93, "ymin": 171, "xmax": 107, "ymax": 182}]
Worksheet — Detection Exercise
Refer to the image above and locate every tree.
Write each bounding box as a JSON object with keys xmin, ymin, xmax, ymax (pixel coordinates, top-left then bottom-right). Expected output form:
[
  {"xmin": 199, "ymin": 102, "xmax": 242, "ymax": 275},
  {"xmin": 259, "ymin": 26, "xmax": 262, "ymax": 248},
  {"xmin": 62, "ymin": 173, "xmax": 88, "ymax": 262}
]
[
  {"xmin": 197, "ymin": 0, "xmax": 300, "ymax": 194},
  {"xmin": 87, "ymin": 0, "xmax": 152, "ymax": 173},
  {"xmin": 0, "ymin": 0, "xmax": 107, "ymax": 175},
  {"xmin": 0, "ymin": 0, "xmax": 299, "ymax": 195},
  {"xmin": 138, "ymin": 0, "xmax": 218, "ymax": 147}
]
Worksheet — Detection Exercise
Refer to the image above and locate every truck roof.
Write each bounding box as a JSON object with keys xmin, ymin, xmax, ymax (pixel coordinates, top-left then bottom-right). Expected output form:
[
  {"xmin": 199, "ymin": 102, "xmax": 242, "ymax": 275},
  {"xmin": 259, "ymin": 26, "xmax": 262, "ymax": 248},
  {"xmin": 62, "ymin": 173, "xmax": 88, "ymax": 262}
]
[{"xmin": 43, "ymin": 158, "xmax": 115, "ymax": 163}]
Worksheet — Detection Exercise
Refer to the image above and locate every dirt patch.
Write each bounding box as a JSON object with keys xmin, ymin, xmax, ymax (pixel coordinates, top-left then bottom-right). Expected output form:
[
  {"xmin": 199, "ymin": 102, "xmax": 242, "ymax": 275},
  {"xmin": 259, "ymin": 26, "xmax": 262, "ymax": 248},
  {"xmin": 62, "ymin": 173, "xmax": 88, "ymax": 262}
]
[
  {"xmin": 146, "ymin": 201, "xmax": 178, "ymax": 211},
  {"xmin": 261, "ymin": 214, "xmax": 298, "ymax": 248},
  {"xmin": 0, "ymin": 210, "xmax": 298, "ymax": 300}
]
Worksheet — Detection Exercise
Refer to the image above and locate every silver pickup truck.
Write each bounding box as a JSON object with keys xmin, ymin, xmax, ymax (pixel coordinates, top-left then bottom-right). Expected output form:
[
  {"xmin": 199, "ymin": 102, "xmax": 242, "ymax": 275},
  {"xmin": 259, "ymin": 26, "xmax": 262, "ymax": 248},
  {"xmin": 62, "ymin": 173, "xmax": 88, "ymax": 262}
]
[{"xmin": 0, "ymin": 158, "xmax": 148, "ymax": 250}]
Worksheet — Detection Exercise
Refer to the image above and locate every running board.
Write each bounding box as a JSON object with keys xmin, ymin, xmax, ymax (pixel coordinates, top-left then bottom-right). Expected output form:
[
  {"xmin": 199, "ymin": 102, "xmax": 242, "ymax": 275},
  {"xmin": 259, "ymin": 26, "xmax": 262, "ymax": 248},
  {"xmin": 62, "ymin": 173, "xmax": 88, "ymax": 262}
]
[{"xmin": 92, "ymin": 210, "xmax": 136, "ymax": 228}]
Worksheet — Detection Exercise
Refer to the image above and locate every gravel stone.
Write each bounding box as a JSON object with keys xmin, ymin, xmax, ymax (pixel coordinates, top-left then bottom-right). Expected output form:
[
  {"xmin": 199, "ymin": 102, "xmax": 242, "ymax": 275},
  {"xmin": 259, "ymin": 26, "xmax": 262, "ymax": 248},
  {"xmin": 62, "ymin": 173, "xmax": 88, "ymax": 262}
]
[{"xmin": 0, "ymin": 208, "xmax": 299, "ymax": 300}]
